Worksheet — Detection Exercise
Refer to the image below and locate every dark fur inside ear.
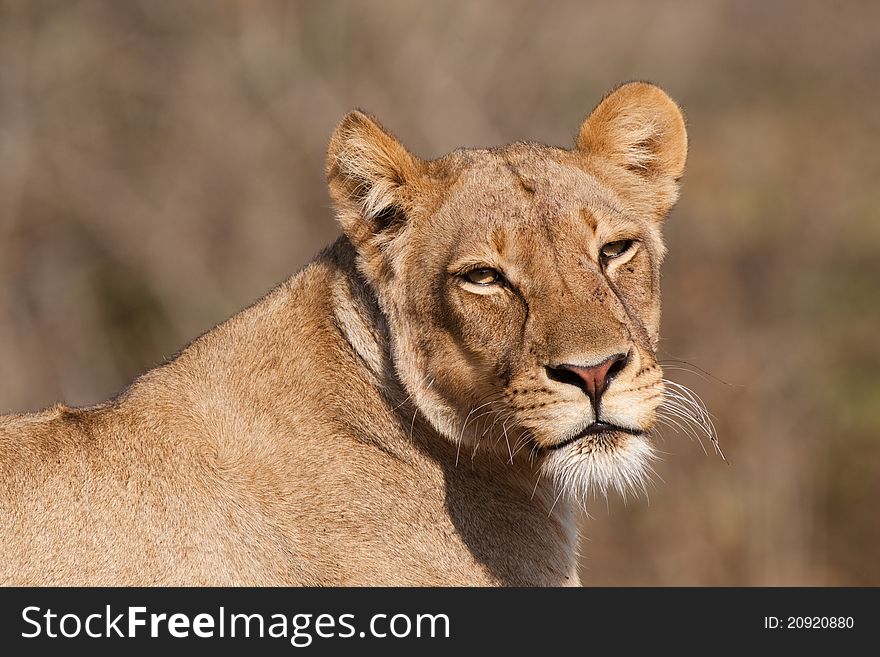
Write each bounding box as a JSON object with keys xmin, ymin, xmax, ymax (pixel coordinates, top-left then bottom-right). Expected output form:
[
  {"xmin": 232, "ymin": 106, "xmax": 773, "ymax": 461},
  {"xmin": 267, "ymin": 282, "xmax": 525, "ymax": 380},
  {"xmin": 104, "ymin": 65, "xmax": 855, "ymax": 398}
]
[
  {"xmin": 372, "ymin": 203, "xmax": 406, "ymax": 232},
  {"xmin": 623, "ymin": 134, "xmax": 662, "ymax": 175}
]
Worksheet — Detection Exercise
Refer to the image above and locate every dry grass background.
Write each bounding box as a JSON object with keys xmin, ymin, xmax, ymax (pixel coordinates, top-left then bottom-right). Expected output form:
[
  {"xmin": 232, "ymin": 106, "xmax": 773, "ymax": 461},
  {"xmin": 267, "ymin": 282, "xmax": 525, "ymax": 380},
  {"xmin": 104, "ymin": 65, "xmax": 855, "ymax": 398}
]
[{"xmin": 1, "ymin": 0, "xmax": 878, "ymax": 585}]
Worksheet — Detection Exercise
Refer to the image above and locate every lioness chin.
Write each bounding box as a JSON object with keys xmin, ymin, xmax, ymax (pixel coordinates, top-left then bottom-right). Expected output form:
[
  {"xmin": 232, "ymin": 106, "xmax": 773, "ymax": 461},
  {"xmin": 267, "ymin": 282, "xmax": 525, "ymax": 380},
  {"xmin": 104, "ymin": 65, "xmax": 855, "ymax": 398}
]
[{"xmin": 1, "ymin": 82, "xmax": 689, "ymax": 586}]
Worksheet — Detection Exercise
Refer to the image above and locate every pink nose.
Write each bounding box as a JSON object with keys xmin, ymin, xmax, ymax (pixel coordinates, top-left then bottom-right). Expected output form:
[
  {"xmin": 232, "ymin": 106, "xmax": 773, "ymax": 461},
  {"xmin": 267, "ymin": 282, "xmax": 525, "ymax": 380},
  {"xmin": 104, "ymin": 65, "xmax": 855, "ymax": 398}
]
[{"xmin": 547, "ymin": 353, "xmax": 629, "ymax": 407}]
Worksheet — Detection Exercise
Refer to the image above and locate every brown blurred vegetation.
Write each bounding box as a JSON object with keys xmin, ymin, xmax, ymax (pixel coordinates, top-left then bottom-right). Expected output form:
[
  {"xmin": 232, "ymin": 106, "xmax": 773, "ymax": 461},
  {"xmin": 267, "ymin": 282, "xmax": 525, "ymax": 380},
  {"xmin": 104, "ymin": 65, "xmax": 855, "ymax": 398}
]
[{"xmin": 1, "ymin": 0, "xmax": 878, "ymax": 585}]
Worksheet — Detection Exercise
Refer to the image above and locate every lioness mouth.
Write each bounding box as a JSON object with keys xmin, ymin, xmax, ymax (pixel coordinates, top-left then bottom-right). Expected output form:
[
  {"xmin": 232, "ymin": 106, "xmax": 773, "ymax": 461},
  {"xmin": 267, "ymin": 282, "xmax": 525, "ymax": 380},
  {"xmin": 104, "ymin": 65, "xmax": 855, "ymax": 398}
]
[{"xmin": 547, "ymin": 422, "xmax": 645, "ymax": 451}]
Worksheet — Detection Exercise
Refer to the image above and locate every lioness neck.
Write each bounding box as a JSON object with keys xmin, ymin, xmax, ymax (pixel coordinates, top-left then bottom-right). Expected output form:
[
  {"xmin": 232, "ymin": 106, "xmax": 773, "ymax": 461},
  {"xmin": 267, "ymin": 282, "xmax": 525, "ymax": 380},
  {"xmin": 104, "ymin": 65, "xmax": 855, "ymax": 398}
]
[{"xmin": 186, "ymin": 237, "xmax": 580, "ymax": 585}]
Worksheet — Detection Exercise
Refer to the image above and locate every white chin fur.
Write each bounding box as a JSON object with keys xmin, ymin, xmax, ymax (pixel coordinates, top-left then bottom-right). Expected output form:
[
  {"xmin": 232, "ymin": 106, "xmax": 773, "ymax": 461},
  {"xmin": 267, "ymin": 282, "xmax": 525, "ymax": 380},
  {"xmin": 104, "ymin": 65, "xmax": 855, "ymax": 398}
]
[{"xmin": 540, "ymin": 433, "xmax": 656, "ymax": 505}]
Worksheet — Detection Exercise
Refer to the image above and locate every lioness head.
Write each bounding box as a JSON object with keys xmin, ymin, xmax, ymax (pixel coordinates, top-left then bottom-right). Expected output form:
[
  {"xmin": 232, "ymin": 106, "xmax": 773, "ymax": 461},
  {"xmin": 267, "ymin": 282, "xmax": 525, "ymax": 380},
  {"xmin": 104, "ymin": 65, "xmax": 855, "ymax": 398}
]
[{"xmin": 326, "ymin": 82, "xmax": 687, "ymax": 501}]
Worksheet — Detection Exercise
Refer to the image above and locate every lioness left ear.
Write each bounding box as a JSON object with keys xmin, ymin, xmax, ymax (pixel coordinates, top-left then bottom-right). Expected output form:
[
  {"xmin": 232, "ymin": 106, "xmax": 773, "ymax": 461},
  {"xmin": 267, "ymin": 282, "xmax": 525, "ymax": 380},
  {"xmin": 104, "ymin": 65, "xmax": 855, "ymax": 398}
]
[
  {"xmin": 577, "ymin": 82, "xmax": 688, "ymax": 218},
  {"xmin": 327, "ymin": 111, "xmax": 424, "ymax": 244}
]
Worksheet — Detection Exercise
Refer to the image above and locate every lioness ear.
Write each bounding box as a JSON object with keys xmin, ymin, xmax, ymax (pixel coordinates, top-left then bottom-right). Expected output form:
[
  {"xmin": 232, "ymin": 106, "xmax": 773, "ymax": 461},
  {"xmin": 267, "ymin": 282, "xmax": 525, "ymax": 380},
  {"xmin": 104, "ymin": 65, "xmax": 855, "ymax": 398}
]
[
  {"xmin": 577, "ymin": 82, "xmax": 688, "ymax": 217},
  {"xmin": 327, "ymin": 110, "xmax": 423, "ymax": 243}
]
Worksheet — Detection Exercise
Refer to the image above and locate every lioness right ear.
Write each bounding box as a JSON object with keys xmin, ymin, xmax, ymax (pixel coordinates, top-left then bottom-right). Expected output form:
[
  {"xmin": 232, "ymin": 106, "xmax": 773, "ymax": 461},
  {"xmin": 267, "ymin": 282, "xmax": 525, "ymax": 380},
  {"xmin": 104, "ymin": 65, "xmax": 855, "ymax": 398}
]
[
  {"xmin": 327, "ymin": 111, "xmax": 423, "ymax": 244},
  {"xmin": 577, "ymin": 82, "xmax": 688, "ymax": 218}
]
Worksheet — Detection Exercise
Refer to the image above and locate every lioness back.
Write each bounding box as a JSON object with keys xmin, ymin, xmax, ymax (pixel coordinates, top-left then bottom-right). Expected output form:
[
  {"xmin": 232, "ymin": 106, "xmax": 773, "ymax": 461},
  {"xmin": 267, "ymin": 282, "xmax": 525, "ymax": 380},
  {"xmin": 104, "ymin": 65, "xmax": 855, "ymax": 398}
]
[{"xmin": 1, "ymin": 82, "xmax": 690, "ymax": 586}]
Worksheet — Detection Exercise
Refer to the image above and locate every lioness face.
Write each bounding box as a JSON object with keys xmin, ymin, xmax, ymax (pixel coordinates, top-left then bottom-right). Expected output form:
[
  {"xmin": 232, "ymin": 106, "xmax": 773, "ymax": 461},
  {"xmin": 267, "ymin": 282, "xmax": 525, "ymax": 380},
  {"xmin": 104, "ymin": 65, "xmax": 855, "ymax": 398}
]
[{"xmin": 328, "ymin": 83, "xmax": 688, "ymax": 499}]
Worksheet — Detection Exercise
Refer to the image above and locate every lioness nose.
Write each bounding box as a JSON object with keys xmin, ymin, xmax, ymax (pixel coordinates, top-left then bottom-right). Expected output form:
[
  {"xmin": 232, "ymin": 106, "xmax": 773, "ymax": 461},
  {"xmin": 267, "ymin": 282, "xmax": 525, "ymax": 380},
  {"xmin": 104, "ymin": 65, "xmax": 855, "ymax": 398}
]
[{"xmin": 547, "ymin": 353, "xmax": 629, "ymax": 408}]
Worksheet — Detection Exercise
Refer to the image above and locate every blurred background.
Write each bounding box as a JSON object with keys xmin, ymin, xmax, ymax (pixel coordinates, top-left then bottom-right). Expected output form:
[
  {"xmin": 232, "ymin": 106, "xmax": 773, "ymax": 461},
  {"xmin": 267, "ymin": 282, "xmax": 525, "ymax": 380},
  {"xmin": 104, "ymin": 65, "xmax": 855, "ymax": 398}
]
[{"xmin": 1, "ymin": 0, "xmax": 877, "ymax": 585}]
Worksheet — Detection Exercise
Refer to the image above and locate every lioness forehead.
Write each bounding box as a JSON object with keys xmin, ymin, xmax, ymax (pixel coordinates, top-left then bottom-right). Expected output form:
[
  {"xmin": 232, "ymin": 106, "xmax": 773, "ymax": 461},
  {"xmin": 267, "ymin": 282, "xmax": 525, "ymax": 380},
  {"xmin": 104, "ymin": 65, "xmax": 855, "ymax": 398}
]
[{"xmin": 436, "ymin": 144, "xmax": 636, "ymax": 238}]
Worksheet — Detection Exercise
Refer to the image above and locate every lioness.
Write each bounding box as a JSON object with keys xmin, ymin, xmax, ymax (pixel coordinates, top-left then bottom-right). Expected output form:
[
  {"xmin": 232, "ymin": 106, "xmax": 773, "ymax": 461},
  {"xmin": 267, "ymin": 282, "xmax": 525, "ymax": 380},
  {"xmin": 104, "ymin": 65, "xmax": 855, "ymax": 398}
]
[{"xmin": 1, "ymin": 82, "xmax": 689, "ymax": 586}]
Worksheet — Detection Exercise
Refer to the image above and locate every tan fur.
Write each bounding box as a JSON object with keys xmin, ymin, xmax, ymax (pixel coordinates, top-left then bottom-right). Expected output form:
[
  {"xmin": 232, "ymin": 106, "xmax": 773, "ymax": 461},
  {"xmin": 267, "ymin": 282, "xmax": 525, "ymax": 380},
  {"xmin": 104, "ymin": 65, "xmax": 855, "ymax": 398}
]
[{"xmin": 0, "ymin": 82, "xmax": 687, "ymax": 586}]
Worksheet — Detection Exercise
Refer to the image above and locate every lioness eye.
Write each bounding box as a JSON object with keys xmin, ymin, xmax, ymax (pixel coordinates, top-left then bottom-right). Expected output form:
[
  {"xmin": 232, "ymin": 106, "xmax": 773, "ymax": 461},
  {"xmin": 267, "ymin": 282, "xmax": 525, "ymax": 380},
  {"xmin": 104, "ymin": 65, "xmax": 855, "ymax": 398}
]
[
  {"xmin": 600, "ymin": 239, "xmax": 634, "ymax": 260},
  {"xmin": 463, "ymin": 268, "xmax": 502, "ymax": 286}
]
